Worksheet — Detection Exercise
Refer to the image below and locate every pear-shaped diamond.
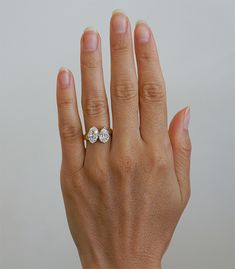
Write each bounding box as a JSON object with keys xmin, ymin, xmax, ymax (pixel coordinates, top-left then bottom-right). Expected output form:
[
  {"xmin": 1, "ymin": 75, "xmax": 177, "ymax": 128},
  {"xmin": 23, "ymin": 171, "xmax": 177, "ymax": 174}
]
[
  {"xmin": 87, "ymin": 126, "xmax": 99, "ymax": 143},
  {"xmin": 99, "ymin": 127, "xmax": 110, "ymax": 143}
]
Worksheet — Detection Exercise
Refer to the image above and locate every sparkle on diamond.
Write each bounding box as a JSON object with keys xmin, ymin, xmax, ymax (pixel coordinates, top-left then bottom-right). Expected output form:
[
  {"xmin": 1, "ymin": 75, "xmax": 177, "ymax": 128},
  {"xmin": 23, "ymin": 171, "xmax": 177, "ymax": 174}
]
[
  {"xmin": 99, "ymin": 127, "xmax": 110, "ymax": 143},
  {"xmin": 87, "ymin": 126, "xmax": 99, "ymax": 143}
]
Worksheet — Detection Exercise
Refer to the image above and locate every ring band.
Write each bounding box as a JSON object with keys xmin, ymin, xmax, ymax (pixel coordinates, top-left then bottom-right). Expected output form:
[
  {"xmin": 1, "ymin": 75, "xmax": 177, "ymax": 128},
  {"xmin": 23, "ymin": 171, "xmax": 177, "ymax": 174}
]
[{"xmin": 83, "ymin": 126, "xmax": 112, "ymax": 144}]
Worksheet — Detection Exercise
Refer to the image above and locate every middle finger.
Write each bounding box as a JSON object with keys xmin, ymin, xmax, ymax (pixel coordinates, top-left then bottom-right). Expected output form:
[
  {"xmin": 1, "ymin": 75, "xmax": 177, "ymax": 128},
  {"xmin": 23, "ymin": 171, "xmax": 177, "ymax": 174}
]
[{"xmin": 110, "ymin": 11, "xmax": 139, "ymax": 143}]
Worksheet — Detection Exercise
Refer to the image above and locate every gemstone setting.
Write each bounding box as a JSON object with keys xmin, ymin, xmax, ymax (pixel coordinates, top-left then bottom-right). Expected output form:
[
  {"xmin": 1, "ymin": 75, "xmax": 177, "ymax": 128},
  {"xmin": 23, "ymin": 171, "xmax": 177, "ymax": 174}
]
[
  {"xmin": 87, "ymin": 126, "xmax": 99, "ymax": 143},
  {"xmin": 99, "ymin": 127, "xmax": 110, "ymax": 143}
]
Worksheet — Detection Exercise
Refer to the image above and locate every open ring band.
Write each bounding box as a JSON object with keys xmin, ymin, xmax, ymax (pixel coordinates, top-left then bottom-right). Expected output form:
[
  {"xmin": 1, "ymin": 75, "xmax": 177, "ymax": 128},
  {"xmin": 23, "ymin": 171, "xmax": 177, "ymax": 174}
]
[{"xmin": 83, "ymin": 127, "xmax": 112, "ymax": 144}]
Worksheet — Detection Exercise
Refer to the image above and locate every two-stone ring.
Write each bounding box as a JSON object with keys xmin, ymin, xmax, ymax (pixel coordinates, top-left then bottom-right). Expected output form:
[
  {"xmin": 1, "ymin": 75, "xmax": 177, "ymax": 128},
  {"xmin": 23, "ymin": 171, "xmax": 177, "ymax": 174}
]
[{"xmin": 83, "ymin": 127, "xmax": 112, "ymax": 144}]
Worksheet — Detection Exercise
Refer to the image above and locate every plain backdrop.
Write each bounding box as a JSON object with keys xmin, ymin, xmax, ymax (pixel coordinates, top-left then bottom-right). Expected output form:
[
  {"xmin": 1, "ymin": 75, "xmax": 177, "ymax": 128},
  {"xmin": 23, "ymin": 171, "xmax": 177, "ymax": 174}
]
[{"xmin": 0, "ymin": 0, "xmax": 234, "ymax": 268}]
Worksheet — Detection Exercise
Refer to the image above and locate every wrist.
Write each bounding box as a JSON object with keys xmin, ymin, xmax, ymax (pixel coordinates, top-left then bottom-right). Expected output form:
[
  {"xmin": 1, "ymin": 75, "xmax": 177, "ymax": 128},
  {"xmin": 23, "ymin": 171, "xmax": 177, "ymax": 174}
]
[{"xmin": 80, "ymin": 256, "xmax": 161, "ymax": 269}]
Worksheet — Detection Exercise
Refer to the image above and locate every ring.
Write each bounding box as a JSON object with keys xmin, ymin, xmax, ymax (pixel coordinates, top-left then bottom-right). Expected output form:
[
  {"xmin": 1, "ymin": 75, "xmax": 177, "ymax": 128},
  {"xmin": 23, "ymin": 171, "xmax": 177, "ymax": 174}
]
[{"xmin": 83, "ymin": 126, "xmax": 112, "ymax": 144}]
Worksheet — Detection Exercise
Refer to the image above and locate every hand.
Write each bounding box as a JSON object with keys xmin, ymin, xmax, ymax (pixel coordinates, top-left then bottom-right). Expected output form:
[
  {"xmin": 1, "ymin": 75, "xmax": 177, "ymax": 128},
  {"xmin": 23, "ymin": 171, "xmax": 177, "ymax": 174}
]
[{"xmin": 56, "ymin": 10, "xmax": 191, "ymax": 269}]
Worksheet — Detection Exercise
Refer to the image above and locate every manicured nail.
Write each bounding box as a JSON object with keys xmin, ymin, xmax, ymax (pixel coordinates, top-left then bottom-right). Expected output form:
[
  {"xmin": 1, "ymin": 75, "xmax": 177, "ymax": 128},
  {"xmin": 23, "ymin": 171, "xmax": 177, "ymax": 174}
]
[
  {"xmin": 82, "ymin": 28, "xmax": 98, "ymax": 51},
  {"xmin": 183, "ymin": 107, "xmax": 190, "ymax": 130},
  {"xmin": 111, "ymin": 10, "xmax": 127, "ymax": 33},
  {"xmin": 135, "ymin": 20, "xmax": 150, "ymax": 43},
  {"xmin": 59, "ymin": 68, "xmax": 70, "ymax": 88}
]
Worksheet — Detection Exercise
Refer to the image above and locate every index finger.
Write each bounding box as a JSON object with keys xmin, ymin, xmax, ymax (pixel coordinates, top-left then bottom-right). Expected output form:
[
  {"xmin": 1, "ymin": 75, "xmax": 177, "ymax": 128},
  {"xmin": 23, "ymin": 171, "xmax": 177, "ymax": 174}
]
[{"xmin": 56, "ymin": 68, "xmax": 85, "ymax": 173}]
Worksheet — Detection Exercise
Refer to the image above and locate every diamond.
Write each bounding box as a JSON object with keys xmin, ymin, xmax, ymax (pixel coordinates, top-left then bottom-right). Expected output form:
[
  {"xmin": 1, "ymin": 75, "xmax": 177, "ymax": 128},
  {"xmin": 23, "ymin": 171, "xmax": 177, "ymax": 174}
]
[
  {"xmin": 87, "ymin": 126, "xmax": 99, "ymax": 143},
  {"xmin": 99, "ymin": 127, "xmax": 110, "ymax": 143}
]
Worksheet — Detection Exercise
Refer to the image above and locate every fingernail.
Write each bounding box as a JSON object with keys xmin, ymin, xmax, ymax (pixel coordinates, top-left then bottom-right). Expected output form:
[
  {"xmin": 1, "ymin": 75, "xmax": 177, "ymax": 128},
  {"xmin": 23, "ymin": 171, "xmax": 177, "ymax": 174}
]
[
  {"xmin": 82, "ymin": 28, "xmax": 98, "ymax": 51},
  {"xmin": 58, "ymin": 68, "xmax": 70, "ymax": 88},
  {"xmin": 112, "ymin": 9, "xmax": 126, "ymax": 15},
  {"xmin": 183, "ymin": 106, "xmax": 190, "ymax": 130},
  {"xmin": 135, "ymin": 21, "xmax": 150, "ymax": 43},
  {"xmin": 111, "ymin": 10, "xmax": 127, "ymax": 33}
]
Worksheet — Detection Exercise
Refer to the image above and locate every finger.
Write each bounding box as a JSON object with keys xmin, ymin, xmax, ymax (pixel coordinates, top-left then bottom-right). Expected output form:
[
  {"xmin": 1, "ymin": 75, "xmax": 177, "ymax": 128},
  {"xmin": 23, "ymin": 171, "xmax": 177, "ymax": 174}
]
[
  {"xmin": 134, "ymin": 21, "xmax": 167, "ymax": 143},
  {"xmin": 110, "ymin": 10, "xmax": 139, "ymax": 141},
  {"xmin": 80, "ymin": 28, "xmax": 110, "ymax": 153},
  {"xmin": 56, "ymin": 68, "xmax": 85, "ymax": 173},
  {"xmin": 169, "ymin": 107, "xmax": 192, "ymax": 204}
]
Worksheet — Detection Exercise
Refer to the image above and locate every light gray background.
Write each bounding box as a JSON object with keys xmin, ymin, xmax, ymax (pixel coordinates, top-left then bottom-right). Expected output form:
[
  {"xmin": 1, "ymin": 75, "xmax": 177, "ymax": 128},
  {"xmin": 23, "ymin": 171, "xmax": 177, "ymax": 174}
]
[{"xmin": 0, "ymin": 0, "xmax": 234, "ymax": 268}]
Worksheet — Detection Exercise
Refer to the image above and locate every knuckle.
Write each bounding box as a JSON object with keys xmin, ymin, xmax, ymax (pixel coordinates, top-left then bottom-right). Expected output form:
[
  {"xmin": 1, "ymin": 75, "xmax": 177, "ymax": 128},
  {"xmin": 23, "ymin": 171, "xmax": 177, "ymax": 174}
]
[
  {"xmin": 60, "ymin": 168, "xmax": 84, "ymax": 195},
  {"xmin": 157, "ymin": 156, "xmax": 169, "ymax": 171},
  {"xmin": 81, "ymin": 54, "xmax": 100, "ymax": 69},
  {"xmin": 94, "ymin": 169, "xmax": 110, "ymax": 192},
  {"xmin": 96, "ymin": 167, "xmax": 109, "ymax": 184},
  {"xmin": 89, "ymin": 161, "xmax": 109, "ymax": 183},
  {"xmin": 112, "ymin": 153, "xmax": 136, "ymax": 175},
  {"xmin": 60, "ymin": 123, "xmax": 80, "ymax": 142},
  {"xmin": 66, "ymin": 178, "xmax": 84, "ymax": 198},
  {"xmin": 111, "ymin": 81, "xmax": 137, "ymax": 102},
  {"xmin": 83, "ymin": 97, "xmax": 107, "ymax": 116},
  {"xmin": 57, "ymin": 97, "xmax": 74, "ymax": 109},
  {"xmin": 140, "ymin": 82, "xmax": 166, "ymax": 103},
  {"xmin": 138, "ymin": 48, "xmax": 157, "ymax": 62},
  {"xmin": 83, "ymin": 161, "xmax": 110, "ymax": 194},
  {"xmin": 152, "ymin": 151, "xmax": 170, "ymax": 171},
  {"xmin": 111, "ymin": 38, "xmax": 129, "ymax": 54}
]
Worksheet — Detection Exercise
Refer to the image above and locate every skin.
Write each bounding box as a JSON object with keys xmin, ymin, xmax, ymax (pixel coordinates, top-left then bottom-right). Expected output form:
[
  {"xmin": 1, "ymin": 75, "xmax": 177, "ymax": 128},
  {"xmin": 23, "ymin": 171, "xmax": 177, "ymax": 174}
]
[{"xmin": 56, "ymin": 10, "xmax": 191, "ymax": 269}]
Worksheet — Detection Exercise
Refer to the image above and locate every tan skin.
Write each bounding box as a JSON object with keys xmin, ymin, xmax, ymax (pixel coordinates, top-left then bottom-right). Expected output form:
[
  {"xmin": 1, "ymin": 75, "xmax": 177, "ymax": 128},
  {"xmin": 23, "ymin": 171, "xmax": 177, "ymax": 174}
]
[{"xmin": 56, "ymin": 10, "xmax": 191, "ymax": 269}]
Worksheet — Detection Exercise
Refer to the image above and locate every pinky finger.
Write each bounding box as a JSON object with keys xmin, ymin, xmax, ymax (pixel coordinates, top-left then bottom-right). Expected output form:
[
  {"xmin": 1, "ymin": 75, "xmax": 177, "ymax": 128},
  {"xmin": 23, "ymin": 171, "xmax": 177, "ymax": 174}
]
[
  {"xmin": 169, "ymin": 107, "xmax": 192, "ymax": 204},
  {"xmin": 56, "ymin": 68, "xmax": 85, "ymax": 174}
]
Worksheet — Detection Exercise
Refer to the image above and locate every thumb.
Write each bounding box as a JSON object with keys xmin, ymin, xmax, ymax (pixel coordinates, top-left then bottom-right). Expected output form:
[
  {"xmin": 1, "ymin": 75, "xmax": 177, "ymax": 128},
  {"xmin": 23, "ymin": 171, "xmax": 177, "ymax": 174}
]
[{"xmin": 169, "ymin": 107, "xmax": 192, "ymax": 204}]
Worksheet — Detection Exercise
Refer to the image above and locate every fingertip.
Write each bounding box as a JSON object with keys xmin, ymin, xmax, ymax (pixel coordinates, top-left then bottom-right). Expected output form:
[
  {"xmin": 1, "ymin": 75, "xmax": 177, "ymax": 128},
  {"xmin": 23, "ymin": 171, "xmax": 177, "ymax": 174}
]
[
  {"xmin": 134, "ymin": 20, "xmax": 151, "ymax": 44},
  {"xmin": 81, "ymin": 28, "xmax": 99, "ymax": 52},
  {"xmin": 83, "ymin": 26, "xmax": 97, "ymax": 33},
  {"xmin": 183, "ymin": 106, "xmax": 191, "ymax": 130},
  {"xmin": 169, "ymin": 106, "xmax": 190, "ymax": 134},
  {"xmin": 169, "ymin": 106, "xmax": 191, "ymax": 204},
  {"xmin": 57, "ymin": 67, "xmax": 72, "ymax": 89},
  {"xmin": 112, "ymin": 9, "xmax": 126, "ymax": 16},
  {"xmin": 59, "ymin": 66, "xmax": 70, "ymax": 73},
  {"xmin": 169, "ymin": 106, "xmax": 192, "ymax": 158},
  {"xmin": 110, "ymin": 9, "xmax": 128, "ymax": 34},
  {"xmin": 135, "ymin": 20, "xmax": 148, "ymax": 27}
]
